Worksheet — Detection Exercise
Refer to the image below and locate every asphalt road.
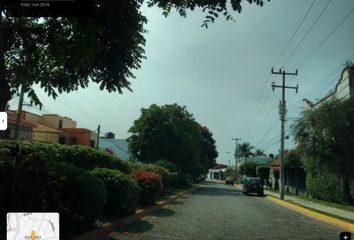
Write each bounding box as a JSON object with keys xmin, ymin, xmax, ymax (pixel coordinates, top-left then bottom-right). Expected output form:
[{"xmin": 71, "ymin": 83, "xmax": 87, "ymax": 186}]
[{"xmin": 100, "ymin": 181, "xmax": 343, "ymax": 240}]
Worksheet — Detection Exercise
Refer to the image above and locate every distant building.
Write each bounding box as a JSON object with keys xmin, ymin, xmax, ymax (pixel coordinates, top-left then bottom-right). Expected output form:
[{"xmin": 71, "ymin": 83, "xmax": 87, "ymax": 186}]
[
  {"xmin": 3, "ymin": 110, "xmax": 37, "ymax": 140},
  {"xmin": 105, "ymin": 132, "xmax": 115, "ymax": 139},
  {"xmin": 98, "ymin": 138, "xmax": 130, "ymax": 160}
]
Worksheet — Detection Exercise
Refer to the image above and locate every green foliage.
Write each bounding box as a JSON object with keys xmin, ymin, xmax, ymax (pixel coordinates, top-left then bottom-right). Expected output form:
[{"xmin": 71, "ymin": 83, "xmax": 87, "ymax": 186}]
[
  {"xmin": 131, "ymin": 170, "xmax": 163, "ymax": 205},
  {"xmin": 0, "ymin": 143, "xmax": 61, "ymax": 215},
  {"xmin": 239, "ymin": 162, "xmax": 263, "ymax": 177},
  {"xmin": 273, "ymin": 169, "xmax": 280, "ymax": 180},
  {"xmin": 91, "ymin": 168, "xmax": 139, "ymax": 215},
  {"xmin": 54, "ymin": 162, "xmax": 107, "ymax": 231},
  {"xmin": 351, "ymin": 181, "xmax": 354, "ymax": 202},
  {"xmin": 306, "ymin": 167, "xmax": 353, "ymax": 205},
  {"xmin": 0, "ymin": 140, "xmax": 132, "ymax": 174},
  {"xmin": 292, "ymin": 97, "xmax": 354, "ymax": 181},
  {"xmin": 156, "ymin": 159, "xmax": 178, "ymax": 172},
  {"xmin": 168, "ymin": 172, "xmax": 178, "ymax": 188},
  {"xmin": 284, "ymin": 149, "xmax": 302, "ymax": 168},
  {"xmin": 256, "ymin": 166, "xmax": 270, "ymax": 184},
  {"xmin": 127, "ymin": 104, "xmax": 217, "ymax": 176},
  {"xmin": 254, "ymin": 148, "xmax": 266, "ymax": 157},
  {"xmin": 236, "ymin": 142, "xmax": 255, "ymax": 161}
]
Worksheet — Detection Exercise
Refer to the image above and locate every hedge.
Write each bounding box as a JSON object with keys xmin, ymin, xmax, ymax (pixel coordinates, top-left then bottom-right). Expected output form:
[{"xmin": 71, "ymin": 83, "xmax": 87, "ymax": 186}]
[
  {"xmin": 53, "ymin": 162, "xmax": 107, "ymax": 231},
  {"xmin": 91, "ymin": 168, "xmax": 139, "ymax": 214},
  {"xmin": 0, "ymin": 140, "xmax": 132, "ymax": 174},
  {"xmin": 306, "ymin": 167, "xmax": 353, "ymax": 206}
]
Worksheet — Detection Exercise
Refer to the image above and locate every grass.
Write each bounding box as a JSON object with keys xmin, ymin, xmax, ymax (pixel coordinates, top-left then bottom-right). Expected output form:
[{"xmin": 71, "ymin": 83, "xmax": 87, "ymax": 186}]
[{"xmin": 265, "ymin": 188, "xmax": 354, "ymax": 213}]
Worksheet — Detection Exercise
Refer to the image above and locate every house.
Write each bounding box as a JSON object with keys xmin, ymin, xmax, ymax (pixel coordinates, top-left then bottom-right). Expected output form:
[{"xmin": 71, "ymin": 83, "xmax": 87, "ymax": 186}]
[
  {"xmin": 2, "ymin": 110, "xmax": 98, "ymax": 148},
  {"xmin": 2, "ymin": 110, "xmax": 37, "ymax": 140},
  {"xmin": 98, "ymin": 138, "xmax": 131, "ymax": 160},
  {"xmin": 207, "ymin": 164, "xmax": 228, "ymax": 180},
  {"xmin": 303, "ymin": 66, "xmax": 354, "ymax": 110}
]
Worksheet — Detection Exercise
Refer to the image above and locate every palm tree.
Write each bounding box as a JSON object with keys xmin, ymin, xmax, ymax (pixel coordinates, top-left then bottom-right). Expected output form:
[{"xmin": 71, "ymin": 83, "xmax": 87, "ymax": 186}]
[
  {"xmin": 236, "ymin": 142, "xmax": 255, "ymax": 164},
  {"xmin": 254, "ymin": 148, "xmax": 266, "ymax": 157}
]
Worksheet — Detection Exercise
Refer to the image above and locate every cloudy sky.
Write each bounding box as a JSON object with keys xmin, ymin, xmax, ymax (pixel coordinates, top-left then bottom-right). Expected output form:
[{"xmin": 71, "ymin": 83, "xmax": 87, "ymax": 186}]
[{"xmin": 8, "ymin": 0, "xmax": 354, "ymax": 166}]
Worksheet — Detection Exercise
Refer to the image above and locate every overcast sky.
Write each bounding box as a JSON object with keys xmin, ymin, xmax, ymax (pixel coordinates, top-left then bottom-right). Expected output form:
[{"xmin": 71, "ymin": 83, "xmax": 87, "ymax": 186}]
[{"xmin": 8, "ymin": 0, "xmax": 354, "ymax": 166}]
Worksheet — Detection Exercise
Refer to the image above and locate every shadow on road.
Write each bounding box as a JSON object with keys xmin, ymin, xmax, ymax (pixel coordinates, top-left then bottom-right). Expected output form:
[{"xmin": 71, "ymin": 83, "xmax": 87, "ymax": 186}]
[
  {"xmin": 101, "ymin": 219, "xmax": 154, "ymax": 239},
  {"xmin": 150, "ymin": 207, "xmax": 176, "ymax": 218}
]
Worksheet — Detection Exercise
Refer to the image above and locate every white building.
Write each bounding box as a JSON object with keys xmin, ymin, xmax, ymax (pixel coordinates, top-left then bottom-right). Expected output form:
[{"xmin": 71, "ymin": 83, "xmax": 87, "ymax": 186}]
[{"xmin": 303, "ymin": 66, "xmax": 354, "ymax": 110}]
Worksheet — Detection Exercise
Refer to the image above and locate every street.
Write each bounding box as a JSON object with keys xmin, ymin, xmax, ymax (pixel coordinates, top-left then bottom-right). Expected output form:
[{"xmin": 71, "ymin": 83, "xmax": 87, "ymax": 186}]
[{"xmin": 100, "ymin": 181, "xmax": 342, "ymax": 240}]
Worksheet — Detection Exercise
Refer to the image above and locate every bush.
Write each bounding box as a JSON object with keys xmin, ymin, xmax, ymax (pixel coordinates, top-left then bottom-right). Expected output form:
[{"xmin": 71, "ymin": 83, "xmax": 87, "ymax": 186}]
[
  {"xmin": 132, "ymin": 164, "xmax": 170, "ymax": 191},
  {"xmin": 0, "ymin": 143, "xmax": 61, "ymax": 214},
  {"xmin": 156, "ymin": 159, "xmax": 178, "ymax": 172},
  {"xmin": 306, "ymin": 168, "xmax": 353, "ymax": 205},
  {"xmin": 0, "ymin": 140, "xmax": 132, "ymax": 174},
  {"xmin": 168, "ymin": 172, "xmax": 178, "ymax": 188},
  {"xmin": 239, "ymin": 162, "xmax": 264, "ymax": 177},
  {"xmin": 53, "ymin": 162, "xmax": 107, "ymax": 232},
  {"xmin": 351, "ymin": 181, "xmax": 354, "ymax": 202},
  {"xmin": 274, "ymin": 169, "xmax": 280, "ymax": 180},
  {"xmin": 131, "ymin": 170, "xmax": 163, "ymax": 205},
  {"xmin": 91, "ymin": 168, "xmax": 139, "ymax": 215},
  {"xmin": 256, "ymin": 166, "xmax": 270, "ymax": 185}
]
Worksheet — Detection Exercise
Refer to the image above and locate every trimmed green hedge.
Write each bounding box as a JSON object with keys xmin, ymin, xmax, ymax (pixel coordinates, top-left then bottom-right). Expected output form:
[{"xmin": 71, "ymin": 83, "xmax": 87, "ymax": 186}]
[
  {"xmin": 53, "ymin": 162, "xmax": 107, "ymax": 227},
  {"xmin": 91, "ymin": 168, "xmax": 139, "ymax": 215},
  {"xmin": 256, "ymin": 166, "xmax": 270, "ymax": 185},
  {"xmin": 0, "ymin": 140, "xmax": 132, "ymax": 174},
  {"xmin": 306, "ymin": 168, "xmax": 353, "ymax": 205}
]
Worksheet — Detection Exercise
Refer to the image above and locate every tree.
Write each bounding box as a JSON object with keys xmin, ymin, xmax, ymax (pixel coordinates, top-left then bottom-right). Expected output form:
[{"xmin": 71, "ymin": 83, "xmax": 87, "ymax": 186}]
[
  {"xmin": 254, "ymin": 148, "xmax": 266, "ymax": 157},
  {"xmin": 198, "ymin": 124, "xmax": 218, "ymax": 173},
  {"xmin": 292, "ymin": 97, "xmax": 354, "ymax": 183},
  {"xmin": 236, "ymin": 142, "xmax": 255, "ymax": 164},
  {"xmin": 0, "ymin": 0, "xmax": 269, "ymax": 111},
  {"xmin": 284, "ymin": 149, "xmax": 302, "ymax": 195},
  {"xmin": 127, "ymin": 104, "xmax": 216, "ymax": 176}
]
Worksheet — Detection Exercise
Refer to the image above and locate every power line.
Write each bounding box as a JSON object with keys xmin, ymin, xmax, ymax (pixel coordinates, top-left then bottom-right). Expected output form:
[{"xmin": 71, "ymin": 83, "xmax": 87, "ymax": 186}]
[
  {"xmin": 273, "ymin": 0, "xmax": 317, "ymax": 68},
  {"xmin": 237, "ymin": 73, "xmax": 272, "ymax": 137},
  {"xmin": 297, "ymin": 5, "xmax": 354, "ymax": 69},
  {"xmin": 282, "ymin": 0, "xmax": 333, "ymax": 68}
]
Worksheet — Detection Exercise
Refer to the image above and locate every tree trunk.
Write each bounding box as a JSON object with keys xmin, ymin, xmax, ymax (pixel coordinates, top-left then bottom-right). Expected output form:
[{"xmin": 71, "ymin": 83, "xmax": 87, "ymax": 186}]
[
  {"xmin": 295, "ymin": 167, "xmax": 298, "ymax": 195},
  {"xmin": 0, "ymin": 11, "xmax": 12, "ymax": 112}
]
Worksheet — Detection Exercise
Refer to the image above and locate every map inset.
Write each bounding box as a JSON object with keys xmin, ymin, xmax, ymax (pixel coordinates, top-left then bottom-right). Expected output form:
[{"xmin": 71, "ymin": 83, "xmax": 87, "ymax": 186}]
[{"xmin": 7, "ymin": 212, "xmax": 59, "ymax": 240}]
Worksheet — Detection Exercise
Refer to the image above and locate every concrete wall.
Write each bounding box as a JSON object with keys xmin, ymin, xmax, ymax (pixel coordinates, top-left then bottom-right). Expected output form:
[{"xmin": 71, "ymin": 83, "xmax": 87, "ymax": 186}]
[
  {"xmin": 42, "ymin": 115, "xmax": 77, "ymax": 129},
  {"xmin": 32, "ymin": 125, "xmax": 60, "ymax": 143}
]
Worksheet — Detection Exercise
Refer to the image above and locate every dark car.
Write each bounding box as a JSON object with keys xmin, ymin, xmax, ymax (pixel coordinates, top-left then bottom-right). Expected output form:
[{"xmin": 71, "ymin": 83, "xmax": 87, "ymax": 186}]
[
  {"xmin": 225, "ymin": 176, "xmax": 234, "ymax": 185},
  {"xmin": 242, "ymin": 177, "xmax": 264, "ymax": 196}
]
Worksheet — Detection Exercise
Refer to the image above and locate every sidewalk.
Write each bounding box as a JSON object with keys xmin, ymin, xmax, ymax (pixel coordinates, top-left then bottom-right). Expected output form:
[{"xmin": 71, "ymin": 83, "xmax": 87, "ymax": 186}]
[
  {"xmin": 263, "ymin": 188, "xmax": 354, "ymax": 221},
  {"xmin": 234, "ymin": 183, "xmax": 354, "ymax": 222}
]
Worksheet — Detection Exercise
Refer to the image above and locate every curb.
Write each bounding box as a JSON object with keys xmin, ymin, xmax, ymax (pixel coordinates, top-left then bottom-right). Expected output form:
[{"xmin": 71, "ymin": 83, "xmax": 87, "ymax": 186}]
[
  {"xmin": 265, "ymin": 195, "xmax": 354, "ymax": 233},
  {"xmin": 70, "ymin": 183, "xmax": 203, "ymax": 240},
  {"xmin": 235, "ymin": 184, "xmax": 354, "ymax": 232}
]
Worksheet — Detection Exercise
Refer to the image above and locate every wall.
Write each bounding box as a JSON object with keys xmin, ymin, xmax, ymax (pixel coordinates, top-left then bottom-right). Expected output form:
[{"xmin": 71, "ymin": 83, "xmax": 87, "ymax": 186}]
[
  {"xmin": 31, "ymin": 125, "xmax": 60, "ymax": 143},
  {"xmin": 42, "ymin": 115, "xmax": 77, "ymax": 129}
]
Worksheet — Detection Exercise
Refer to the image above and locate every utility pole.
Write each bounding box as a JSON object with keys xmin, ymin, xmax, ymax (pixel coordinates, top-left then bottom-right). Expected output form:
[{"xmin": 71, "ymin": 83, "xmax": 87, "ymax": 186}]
[
  {"xmin": 97, "ymin": 124, "xmax": 100, "ymax": 150},
  {"xmin": 271, "ymin": 68, "xmax": 298, "ymax": 200},
  {"xmin": 14, "ymin": 85, "xmax": 33, "ymax": 140},
  {"xmin": 232, "ymin": 138, "xmax": 241, "ymax": 181}
]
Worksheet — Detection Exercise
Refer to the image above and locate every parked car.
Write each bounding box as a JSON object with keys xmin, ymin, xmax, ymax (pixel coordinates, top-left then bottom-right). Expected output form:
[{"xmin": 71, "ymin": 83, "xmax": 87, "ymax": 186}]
[
  {"xmin": 242, "ymin": 177, "xmax": 264, "ymax": 196},
  {"xmin": 225, "ymin": 176, "xmax": 234, "ymax": 185}
]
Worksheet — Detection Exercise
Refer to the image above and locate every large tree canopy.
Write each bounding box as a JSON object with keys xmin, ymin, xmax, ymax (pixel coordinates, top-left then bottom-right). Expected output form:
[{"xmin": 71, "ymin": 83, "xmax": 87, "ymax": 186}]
[
  {"xmin": 292, "ymin": 97, "xmax": 354, "ymax": 181},
  {"xmin": 127, "ymin": 103, "xmax": 217, "ymax": 176},
  {"xmin": 0, "ymin": 0, "xmax": 269, "ymax": 111}
]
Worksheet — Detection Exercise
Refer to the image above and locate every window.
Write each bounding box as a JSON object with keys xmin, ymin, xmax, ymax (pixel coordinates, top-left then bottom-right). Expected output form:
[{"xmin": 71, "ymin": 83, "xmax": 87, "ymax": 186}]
[
  {"xmin": 90, "ymin": 140, "xmax": 95, "ymax": 148},
  {"xmin": 59, "ymin": 137, "xmax": 66, "ymax": 144},
  {"xmin": 58, "ymin": 119, "xmax": 63, "ymax": 128},
  {"xmin": 72, "ymin": 137, "xmax": 77, "ymax": 144}
]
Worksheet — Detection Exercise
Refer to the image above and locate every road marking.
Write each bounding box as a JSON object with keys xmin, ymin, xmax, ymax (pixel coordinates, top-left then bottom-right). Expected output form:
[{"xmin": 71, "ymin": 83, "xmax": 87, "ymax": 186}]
[{"xmin": 266, "ymin": 196, "xmax": 354, "ymax": 233}]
